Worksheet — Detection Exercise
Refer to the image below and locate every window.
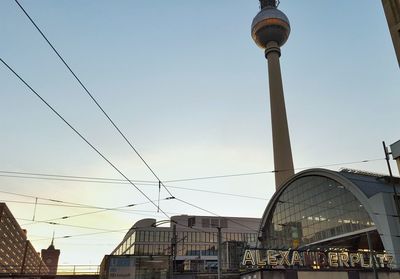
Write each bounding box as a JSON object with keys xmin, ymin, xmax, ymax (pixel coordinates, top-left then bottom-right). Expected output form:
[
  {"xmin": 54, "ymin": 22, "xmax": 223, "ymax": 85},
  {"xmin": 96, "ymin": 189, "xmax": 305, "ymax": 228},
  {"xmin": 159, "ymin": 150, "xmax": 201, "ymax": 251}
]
[
  {"xmin": 211, "ymin": 219, "xmax": 219, "ymax": 228},
  {"xmin": 202, "ymin": 218, "xmax": 210, "ymax": 228}
]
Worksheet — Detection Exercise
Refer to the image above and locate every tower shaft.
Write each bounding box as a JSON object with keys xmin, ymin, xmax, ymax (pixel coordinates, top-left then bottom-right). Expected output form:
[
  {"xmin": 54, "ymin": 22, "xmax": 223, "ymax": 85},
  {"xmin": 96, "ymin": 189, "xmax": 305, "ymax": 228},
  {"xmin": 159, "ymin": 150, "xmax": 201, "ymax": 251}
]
[
  {"xmin": 265, "ymin": 42, "xmax": 294, "ymax": 188},
  {"xmin": 382, "ymin": 0, "xmax": 400, "ymax": 67}
]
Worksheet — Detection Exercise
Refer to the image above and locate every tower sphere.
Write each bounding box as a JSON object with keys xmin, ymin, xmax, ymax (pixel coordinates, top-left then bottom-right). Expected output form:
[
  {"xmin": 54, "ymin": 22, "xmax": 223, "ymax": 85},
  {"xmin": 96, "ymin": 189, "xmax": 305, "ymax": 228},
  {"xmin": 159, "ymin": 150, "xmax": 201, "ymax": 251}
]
[{"xmin": 251, "ymin": 7, "xmax": 291, "ymax": 49}]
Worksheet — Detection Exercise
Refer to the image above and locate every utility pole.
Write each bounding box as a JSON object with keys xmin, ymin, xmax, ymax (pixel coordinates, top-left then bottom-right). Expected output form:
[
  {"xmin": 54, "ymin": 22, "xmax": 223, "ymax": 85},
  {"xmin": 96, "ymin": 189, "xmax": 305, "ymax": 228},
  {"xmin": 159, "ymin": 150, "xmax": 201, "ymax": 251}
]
[
  {"xmin": 383, "ymin": 141, "xmax": 400, "ymax": 221},
  {"xmin": 217, "ymin": 227, "xmax": 222, "ymax": 279},
  {"xmin": 170, "ymin": 224, "xmax": 177, "ymax": 279}
]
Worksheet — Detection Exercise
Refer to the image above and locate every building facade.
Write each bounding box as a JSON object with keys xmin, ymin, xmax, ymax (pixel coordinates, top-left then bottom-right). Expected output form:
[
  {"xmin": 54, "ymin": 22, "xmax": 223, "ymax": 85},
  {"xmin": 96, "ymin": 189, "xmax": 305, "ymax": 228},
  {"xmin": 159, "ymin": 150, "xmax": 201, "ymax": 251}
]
[
  {"xmin": 0, "ymin": 203, "xmax": 50, "ymax": 276},
  {"xmin": 382, "ymin": 0, "xmax": 400, "ymax": 67},
  {"xmin": 106, "ymin": 215, "xmax": 260, "ymax": 277}
]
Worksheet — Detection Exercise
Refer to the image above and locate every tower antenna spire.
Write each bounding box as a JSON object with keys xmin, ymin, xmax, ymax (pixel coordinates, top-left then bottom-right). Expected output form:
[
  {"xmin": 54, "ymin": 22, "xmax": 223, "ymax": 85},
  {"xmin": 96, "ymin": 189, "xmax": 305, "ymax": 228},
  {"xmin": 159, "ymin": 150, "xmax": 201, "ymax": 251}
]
[
  {"xmin": 259, "ymin": 0, "xmax": 279, "ymax": 9},
  {"xmin": 51, "ymin": 231, "xmax": 55, "ymax": 246}
]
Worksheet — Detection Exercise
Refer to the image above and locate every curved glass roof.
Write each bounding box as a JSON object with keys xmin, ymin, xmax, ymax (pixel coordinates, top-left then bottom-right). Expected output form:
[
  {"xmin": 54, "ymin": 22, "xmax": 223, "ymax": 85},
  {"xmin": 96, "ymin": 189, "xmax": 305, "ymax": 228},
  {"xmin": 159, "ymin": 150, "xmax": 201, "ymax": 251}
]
[{"xmin": 260, "ymin": 175, "xmax": 375, "ymax": 250}]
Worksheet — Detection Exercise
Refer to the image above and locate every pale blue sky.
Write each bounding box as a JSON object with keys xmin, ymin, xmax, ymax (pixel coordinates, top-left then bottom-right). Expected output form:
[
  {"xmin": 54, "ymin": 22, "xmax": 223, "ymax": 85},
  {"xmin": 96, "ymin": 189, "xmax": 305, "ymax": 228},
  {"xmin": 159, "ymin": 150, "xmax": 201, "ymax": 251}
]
[{"xmin": 0, "ymin": 0, "xmax": 399, "ymax": 265}]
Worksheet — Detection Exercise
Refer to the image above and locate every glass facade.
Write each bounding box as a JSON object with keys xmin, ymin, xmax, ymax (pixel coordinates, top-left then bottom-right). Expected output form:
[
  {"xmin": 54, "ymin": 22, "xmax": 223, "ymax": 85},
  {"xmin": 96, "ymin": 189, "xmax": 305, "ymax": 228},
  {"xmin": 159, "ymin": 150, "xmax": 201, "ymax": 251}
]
[
  {"xmin": 262, "ymin": 175, "xmax": 375, "ymax": 249},
  {"xmin": 112, "ymin": 229, "xmax": 258, "ymax": 257},
  {"xmin": 110, "ymin": 216, "xmax": 260, "ymax": 274}
]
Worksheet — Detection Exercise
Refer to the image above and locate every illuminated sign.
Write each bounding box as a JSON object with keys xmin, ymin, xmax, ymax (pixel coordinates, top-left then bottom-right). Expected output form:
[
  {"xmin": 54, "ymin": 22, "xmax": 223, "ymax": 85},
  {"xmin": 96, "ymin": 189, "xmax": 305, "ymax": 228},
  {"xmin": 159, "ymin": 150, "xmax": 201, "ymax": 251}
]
[{"xmin": 241, "ymin": 249, "xmax": 394, "ymax": 269}]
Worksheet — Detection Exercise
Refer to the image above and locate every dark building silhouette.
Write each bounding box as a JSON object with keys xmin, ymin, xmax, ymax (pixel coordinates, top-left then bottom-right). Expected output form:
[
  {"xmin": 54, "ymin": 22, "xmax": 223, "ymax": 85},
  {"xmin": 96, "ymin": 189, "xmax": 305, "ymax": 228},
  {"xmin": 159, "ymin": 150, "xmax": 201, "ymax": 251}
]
[
  {"xmin": 0, "ymin": 203, "xmax": 49, "ymax": 276},
  {"xmin": 41, "ymin": 236, "xmax": 60, "ymax": 275}
]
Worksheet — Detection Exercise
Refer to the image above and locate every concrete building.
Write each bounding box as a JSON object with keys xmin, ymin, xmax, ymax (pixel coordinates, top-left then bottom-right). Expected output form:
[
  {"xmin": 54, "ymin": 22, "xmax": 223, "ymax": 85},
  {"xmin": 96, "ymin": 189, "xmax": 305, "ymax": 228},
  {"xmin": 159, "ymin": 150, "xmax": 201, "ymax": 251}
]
[
  {"xmin": 102, "ymin": 215, "xmax": 260, "ymax": 278},
  {"xmin": 382, "ymin": 0, "xmax": 400, "ymax": 67},
  {"xmin": 0, "ymin": 202, "xmax": 50, "ymax": 276}
]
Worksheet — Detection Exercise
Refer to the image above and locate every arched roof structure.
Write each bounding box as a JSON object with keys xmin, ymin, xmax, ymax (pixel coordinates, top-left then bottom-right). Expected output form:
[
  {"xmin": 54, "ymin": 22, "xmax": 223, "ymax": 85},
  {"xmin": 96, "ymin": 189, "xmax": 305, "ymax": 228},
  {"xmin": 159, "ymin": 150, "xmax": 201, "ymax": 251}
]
[{"xmin": 258, "ymin": 168, "xmax": 400, "ymax": 266}]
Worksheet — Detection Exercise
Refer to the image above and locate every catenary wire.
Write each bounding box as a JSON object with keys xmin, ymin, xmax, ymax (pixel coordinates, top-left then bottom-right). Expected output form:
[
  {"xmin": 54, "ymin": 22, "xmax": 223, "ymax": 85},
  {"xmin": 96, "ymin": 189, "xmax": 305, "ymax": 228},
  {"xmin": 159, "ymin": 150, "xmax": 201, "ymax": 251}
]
[
  {"xmin": 13, "ymin": 0, "xmax": 174, "ymax": 199},
  {"xmin": 164, "ymin": 158, "xmax": 385, "ymax": 183},
  {"xmin": 0, "ymin": 172, "xmax": 396, "ymax": 229},
  {"xmin": 0, "ymin": 174, "xmax": 268, "ymax": 201},
  {"xmin": 3, "ymin": 175, "xmax": 398, "ymax": 239},
  {"xmin": 18, "ymin": 198, "xmax": 177, "ymax": 227},
  {"xmin": 0, "ymin": 157, "xmax": 385, "ymax": 185},
  {"xmin": 0, "ymin": 58, "xmax": 169, "ymax": 218},
  {"xmin": 16, "ymin": 217, "xmax": 127, "ymax": 232},
  {"xmin": 0, "ymin": 189, "xmax": 158, "ymax": 211},
  {"xmin": 0, "ymin": 156, "xmax": 386, "ymax": 202}
]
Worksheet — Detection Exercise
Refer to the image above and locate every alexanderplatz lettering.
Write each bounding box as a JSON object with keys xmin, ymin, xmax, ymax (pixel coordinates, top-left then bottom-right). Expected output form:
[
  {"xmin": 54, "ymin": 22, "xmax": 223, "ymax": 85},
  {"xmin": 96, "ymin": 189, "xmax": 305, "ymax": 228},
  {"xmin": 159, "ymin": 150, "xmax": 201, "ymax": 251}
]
[{"xmin": 242, "ymin": 249, "xmax": 394, "ymax": 269}]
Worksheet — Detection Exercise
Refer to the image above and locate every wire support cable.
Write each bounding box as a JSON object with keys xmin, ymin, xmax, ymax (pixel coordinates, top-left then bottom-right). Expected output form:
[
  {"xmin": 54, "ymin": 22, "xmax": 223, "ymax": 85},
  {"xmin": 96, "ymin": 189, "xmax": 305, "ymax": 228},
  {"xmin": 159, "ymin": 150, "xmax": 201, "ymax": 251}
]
[{"xmin": 0, "ymin": 58, "xmax": 169, "ymax": 219}]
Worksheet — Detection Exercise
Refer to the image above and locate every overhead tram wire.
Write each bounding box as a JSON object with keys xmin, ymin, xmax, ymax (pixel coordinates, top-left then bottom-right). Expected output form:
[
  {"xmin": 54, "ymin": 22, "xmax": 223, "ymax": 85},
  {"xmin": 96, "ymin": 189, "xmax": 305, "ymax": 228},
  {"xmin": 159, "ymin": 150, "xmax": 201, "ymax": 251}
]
[
  {"xmin": 14, "ymin": 0, "xmax": 174, "ymax": 200},
  {"xmin": 0, "ymin": 174, "xmax": 268, "ymax": 201},
  {"xmin": 0, "ymin": 157, "xmax": 384, "ymax": 184},
  {"xmin": 164, "ymin": 158, "xmax": 385, "ymax": 183},
  {"xmin": 0, "ymin": 170, "xmax": 154, "ymax": 184},
  {"xmin": 0, "ymin": 189, "xmax": 174, "ymax": 225},
  {"xmin": 0, "ymin": 58, "xmax": 169, "ymax": 219},
  {"xmin": 19, "ymin": 198, "xmax": 175, "ymax": 227},
  {"xmin": 30, "ymin": 228, "xmax": 131, "ymax": 242},
  {"xmin": 0, "ymin": 189, "xmax": 161, "ymax": 213},
  {"xmin": 0, "ymin": 168, "xmax": 397, "ymax": 225},
  {"xmin": 0, "ymin": 156, "xmax": 385, "ymax": 202},
  {"xmin": 16, "ymin": 217, "xmax": 129, "ymax": 232}
]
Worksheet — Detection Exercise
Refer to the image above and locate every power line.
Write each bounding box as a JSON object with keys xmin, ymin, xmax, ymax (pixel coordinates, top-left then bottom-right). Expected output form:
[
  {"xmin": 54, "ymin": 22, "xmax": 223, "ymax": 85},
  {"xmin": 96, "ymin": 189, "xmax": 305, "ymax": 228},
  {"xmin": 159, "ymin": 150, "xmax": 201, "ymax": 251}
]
[
  {"xmin": 30, "ymin": 228, "xmax": 130, "ymax": 242},
  {"xmin": 0, "ymin": 188, "xmax": 176, "ymax": 223},
  {"xmin": 0, "ymin": 58, "xmax": 169, "ymax": 219},
  {"xmin": 0, "ymin": 170, "xmax": 154, "ymax": 183},
  {"xmin": 0, "ymin": 156, "xmax": 385, "ymax": 202},
  {"xmin": 0, "ymin": 157, "xmax": 383, "ymax": 185},
  {"xmin": 16, "ymin": 217, "xmax": 125, "ymax": 232},
  {"xmin": 0, "ymin": 174, "xmax": 268, "ymax": 201},
  {"xmin": 13, "ymin": 0, "xmax": 174, "ymax": 200},
  {"xmin": 18, "ymin": 198, "xmax": 175, "ymax": 226},
  {"xmin": 164, "ymin": 158, "xmax": 385, "ymax": 183},
  {"xmin": 0, "ymin": 189, "xmax": 156, "ymax": 211},
  {"xmin": 0, "ymin": 187, "xmax": 263, "ymax": 242}
]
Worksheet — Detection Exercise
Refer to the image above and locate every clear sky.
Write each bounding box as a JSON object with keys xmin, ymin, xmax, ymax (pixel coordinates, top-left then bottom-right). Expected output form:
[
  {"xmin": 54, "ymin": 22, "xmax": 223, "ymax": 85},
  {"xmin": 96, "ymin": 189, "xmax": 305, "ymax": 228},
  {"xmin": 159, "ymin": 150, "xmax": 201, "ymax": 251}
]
[{"xmin": 1, "ymin": 0, "xmax": 399, "ymax": 266}]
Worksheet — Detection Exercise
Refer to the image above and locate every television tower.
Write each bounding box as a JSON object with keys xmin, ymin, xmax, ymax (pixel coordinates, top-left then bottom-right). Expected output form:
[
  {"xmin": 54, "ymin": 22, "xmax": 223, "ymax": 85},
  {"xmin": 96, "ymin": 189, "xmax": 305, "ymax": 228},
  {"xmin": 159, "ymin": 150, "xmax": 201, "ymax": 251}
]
[{"xmin": 251, "ymin": 0, "xmax": 294, "ymax": 189}]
